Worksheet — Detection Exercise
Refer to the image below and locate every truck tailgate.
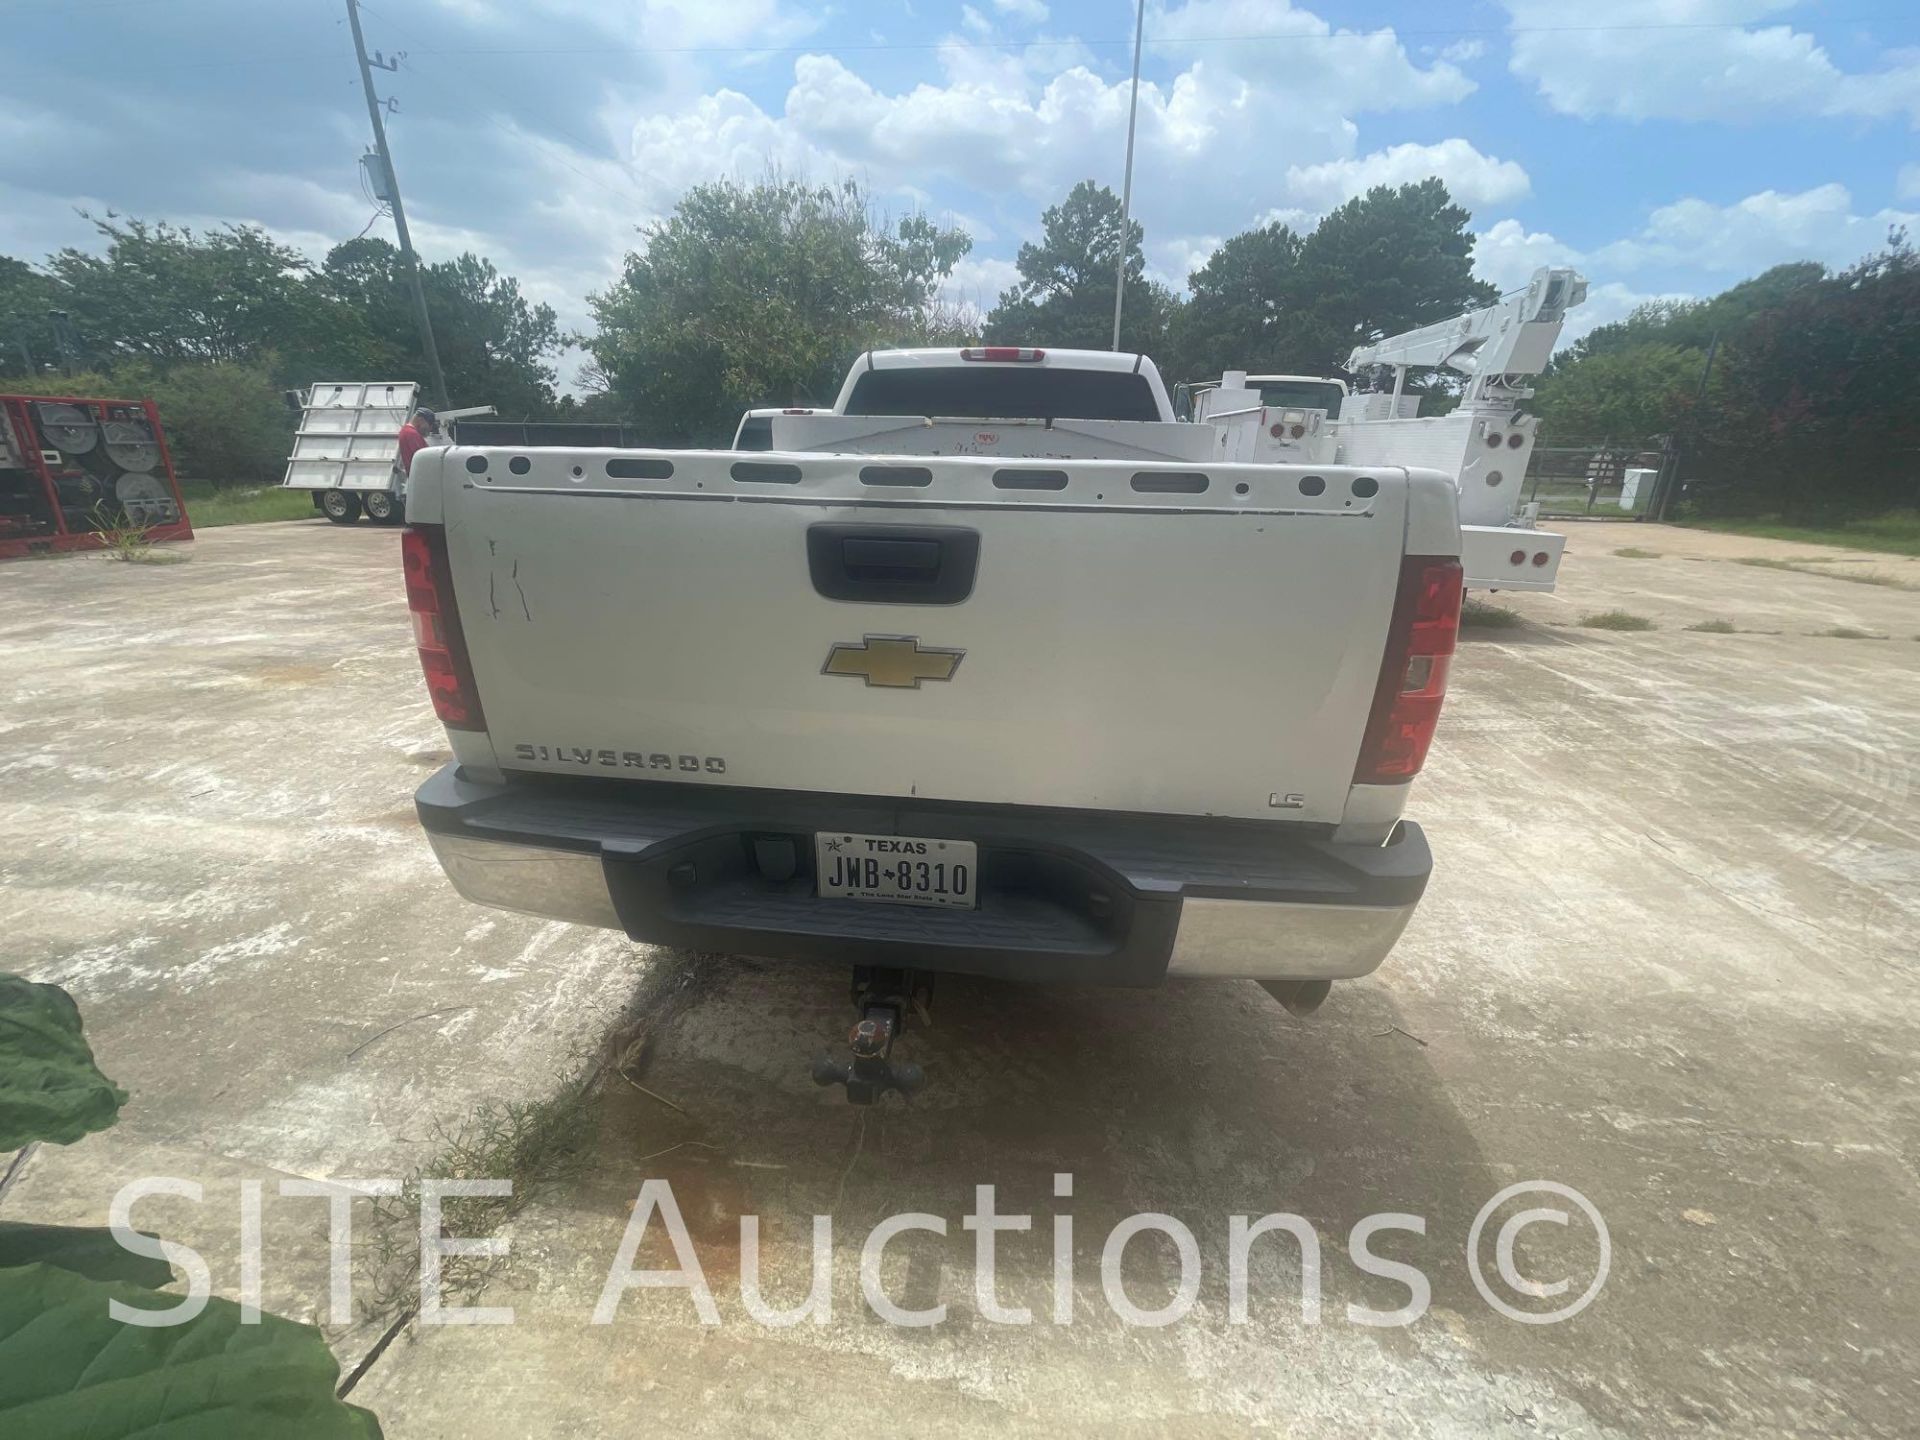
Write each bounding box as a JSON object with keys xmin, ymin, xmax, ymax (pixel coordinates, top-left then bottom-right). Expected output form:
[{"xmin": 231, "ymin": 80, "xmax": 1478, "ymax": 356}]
[{"xmin": 413, "ymin": 448, "xmax": 1450, "ymax": 824}]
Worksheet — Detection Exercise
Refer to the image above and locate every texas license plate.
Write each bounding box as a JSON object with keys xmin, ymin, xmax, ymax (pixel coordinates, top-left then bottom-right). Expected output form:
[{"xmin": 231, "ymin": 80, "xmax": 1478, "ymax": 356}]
[{"xmin": 814, "ymin": 832, "xmax": 977, "ymax": 910}]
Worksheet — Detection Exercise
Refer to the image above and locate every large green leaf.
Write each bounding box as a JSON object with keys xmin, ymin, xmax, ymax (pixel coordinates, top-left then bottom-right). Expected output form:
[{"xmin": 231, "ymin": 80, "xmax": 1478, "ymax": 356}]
[
  {"xmin": 0, "ymin": 1222, "xmax": 174, "ymax": 1288},
  {"xmin": 0, "ymin": 1263, "xmax": 382, "ymax": 1439},
  {"xmin": 0, "ymin": 975, "xmax": 127, "ymax": 1150}
]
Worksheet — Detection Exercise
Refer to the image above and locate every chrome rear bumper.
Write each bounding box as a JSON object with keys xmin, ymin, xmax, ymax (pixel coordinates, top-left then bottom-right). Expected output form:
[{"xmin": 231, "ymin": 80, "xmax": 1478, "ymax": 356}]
[{"xmin": 418, "ymin": 767, "xmax": 1429, "ymax": 987}]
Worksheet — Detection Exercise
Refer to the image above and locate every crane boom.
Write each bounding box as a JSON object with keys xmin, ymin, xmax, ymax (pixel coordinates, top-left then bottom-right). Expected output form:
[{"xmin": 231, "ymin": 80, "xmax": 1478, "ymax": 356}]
[{"xmin": 1344, "ymin": 267, "xmax": 1587, "ymax": 386}]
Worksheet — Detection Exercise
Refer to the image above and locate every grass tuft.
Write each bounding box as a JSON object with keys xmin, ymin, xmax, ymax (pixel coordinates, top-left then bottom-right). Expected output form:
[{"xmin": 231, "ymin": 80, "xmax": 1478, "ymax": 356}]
[
  {"xmin": 1460, "ymin": 598, "xmax": 1527, "ymax": 629},
  {"xmin": 1614, "ymin": 546, "xmax": 1662, "ymax": 559},
  {"xmin": 88, "ymin": 505, "xmax": 186, "ymax": 564},
  {"xmin": 1685, "ymin": 618, "xmax": 1738, "ymax": 634},
  {"xmin": 1732, "ymin": 556, "xmax": 1918, "ymax": 591},
  {"xmin": 359, "ymin": 1083, "xmax": 599, "ymax": 1325},
  {"xmin": 1816, "ymin": 626, "xmax": 1884, "ymax": 640},
  {"xmin": 1579, "ymin": 610, "xmax": 1656, "ymax": 632}
]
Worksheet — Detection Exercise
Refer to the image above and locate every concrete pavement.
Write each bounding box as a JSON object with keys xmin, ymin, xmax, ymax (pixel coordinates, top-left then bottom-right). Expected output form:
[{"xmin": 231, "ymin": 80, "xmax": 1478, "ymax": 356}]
[{"xmin": 2, "ymin": 516, "xmax": 1916, "ymax": 1436}]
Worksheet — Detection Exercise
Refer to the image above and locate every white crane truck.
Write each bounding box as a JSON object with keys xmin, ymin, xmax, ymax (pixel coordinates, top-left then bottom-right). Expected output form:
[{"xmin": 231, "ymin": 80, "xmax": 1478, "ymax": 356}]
[
  {"xmin": 406, "ymin": 347, "xmax": 1462, "ymax": 1100},
  {"xmin": 1189, "ymin": 267, "xmax": 1587, "ymax": 591}
]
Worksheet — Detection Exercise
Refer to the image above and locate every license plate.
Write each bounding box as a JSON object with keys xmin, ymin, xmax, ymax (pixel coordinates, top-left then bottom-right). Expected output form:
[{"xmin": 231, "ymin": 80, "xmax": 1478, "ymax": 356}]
[{"xmin": 815, "ymin": 832, "xmax": 977, "ymax": 910}]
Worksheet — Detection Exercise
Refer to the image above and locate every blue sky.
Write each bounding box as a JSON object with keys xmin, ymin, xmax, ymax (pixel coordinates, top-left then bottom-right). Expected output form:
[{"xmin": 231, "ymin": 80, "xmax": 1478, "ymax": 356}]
[{"xmin": 3, "ymin": 0, "xmax": 1916, "ymax": 386}]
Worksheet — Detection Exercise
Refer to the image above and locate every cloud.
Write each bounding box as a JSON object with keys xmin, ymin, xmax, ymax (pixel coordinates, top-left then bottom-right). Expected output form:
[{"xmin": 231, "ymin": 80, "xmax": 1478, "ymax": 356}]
[
  {"xmin": 1473, "ymin": 182, "xmax": 1919, "ymax": 347},
  {"xmin": 625, "ymin": 0, "xmax": 1486, "ymax": 262},
  {"xmin": 1501, "ymin": 0, "xmax": 1920, "ymax": 123},
  {"xmin": 938, "ymin": 254, "xmax": 1025, "ymax": 310},
  {"xmin": 993, "ymin": 0, "xmax": 1050, "ymax": 22},
  {"xmin": 1593, "ymin": 184, "xmax": 1918, "ymax": 274},
  {"xmin": 1284, "ymin": 140, "xmax": 1530, "ymax": 211}
]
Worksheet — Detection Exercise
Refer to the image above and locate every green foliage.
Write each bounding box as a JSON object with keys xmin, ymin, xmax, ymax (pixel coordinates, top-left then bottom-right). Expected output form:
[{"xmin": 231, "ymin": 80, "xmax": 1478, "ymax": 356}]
[
  {"xmin": 1169, "ymin": 222, "xmax": 1303, "ymax": 375},
  {"xmin": 40, "ymin": 216, "xmax": 383, "ymax": 380},
  {"xmin": 0, "ymin": 256, "xmax": 63, "ymax": 375},
  {"xmin": 1706, "ymin": 240, "xmax": 1920, "ymax": 519},
  {"xmin": 1163, "ymin": 180, "xmax": 1495, "ymax": 379},
  {"xmin": 320, "ymin": 239, "xmax": 567, "ymax": 415},
  {"xmin": 174, "ymin": 479, "xmax": 315, "ymax": 527},
  {"xmin": 2, "ymin": 214, "xmax": 568, "ymax": 465},
  {"xmin": 1533, "ymin": 342, "xmax": 1710, "ymax": 441},
  {"xmin": 0, "ymin": 1264, "xmax": 382, "ymax": 1439},
  {"xmin": 984, "ymin": 180, "xmax": 1176, "ymax": 354},
  {"xmin": 5, "ymin": 360, "xmax": 294, "ymax": 484},
  {"xmin": 0, "ymin": 975, "xmax": 384, "ymax": 1436},
  {"xmin": 1579, "ymin": 610, "xmax": 1657, "ymax": 631},
  {"xmin": 0, "ymin": 1224, "xmax": 174, "ymax": 1288},
  {"xmin": 586, "ymin": 176, "xmax": 971, "ymax": 444},
  {"xmin": 1292, "ymin": 180, "xmax": 1497, "ymax": 367},
  {"xmin": 0, "ymin": 976, "xmax": 126, "ymax": 1151},
  {"xmin": 1537, "ymin": 239, "xmax": 1918, "ymax": 517},
  {"xmin": 1684, "ymin": 510, "xmax": 1920, "ymax": 557}
]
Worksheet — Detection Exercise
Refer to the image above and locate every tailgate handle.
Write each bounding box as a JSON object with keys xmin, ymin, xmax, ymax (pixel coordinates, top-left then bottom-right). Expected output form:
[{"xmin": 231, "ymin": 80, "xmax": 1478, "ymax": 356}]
[
  {"xmin": 844, "ymin": 537, "xmax": 940, "ymax": 573},
  {"xmin": 808, "ymin": 524, "xmax": 979, "ymax": 605}
]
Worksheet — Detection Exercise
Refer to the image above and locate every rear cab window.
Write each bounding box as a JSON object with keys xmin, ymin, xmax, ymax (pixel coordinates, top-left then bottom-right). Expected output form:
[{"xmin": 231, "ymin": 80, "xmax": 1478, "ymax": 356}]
[{"xmin": 844, "ymin": 367, "xmax": 1162, "ymax": 422}]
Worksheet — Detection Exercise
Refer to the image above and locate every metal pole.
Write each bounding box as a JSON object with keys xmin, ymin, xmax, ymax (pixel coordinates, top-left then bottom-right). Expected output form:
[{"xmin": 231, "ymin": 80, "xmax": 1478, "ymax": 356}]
[
  {"xmin": 345, "ymin": 0, "xmax": 449, "ymax": 409},
  {"xmin": 1653, "ymin": 330, "xmax": 1718, "ymax": 522},
  {"xmin": 1109, "ymin": 0, "xmax": 1146, "ymax": 352}
]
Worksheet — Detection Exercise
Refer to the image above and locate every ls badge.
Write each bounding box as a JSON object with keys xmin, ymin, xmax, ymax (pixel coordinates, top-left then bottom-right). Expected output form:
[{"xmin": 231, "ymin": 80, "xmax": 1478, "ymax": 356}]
[{"xmin": 823, "ymin": 635, "xmax": 964, "ymax": 689}]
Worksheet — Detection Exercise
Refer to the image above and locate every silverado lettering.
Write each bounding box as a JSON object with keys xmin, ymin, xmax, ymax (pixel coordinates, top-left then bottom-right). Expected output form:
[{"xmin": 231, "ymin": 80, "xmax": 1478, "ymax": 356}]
[{"xmin": 513, "ymin": 744, "xmax": 726, "ymax": 774}]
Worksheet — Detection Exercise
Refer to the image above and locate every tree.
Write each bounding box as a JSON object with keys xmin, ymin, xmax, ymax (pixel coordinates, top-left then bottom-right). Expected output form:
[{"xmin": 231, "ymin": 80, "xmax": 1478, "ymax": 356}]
[
  {"xmin": 1164, "ymin": 222, "xmax": 1304, "ymax": 378},
  {"xmin": 0, "ymin": 257, "xmax": 62, "ymax": 377},
  {"xmin": 40, "ymin": 215, "xmax": 382, "ymax": 379},
  {"xmin": 1705, "ymin": 238, "xmax": 1920, "ymax": 518},
  {"xmin": 1290, "ymin": 180, "xmax": 1496, "ymax": 371},
  {"xmin": 586, "ymin": 177, "xmax": 971, "ymax": 444},
  {"xmin": 1531, "ymin": 342, "xmax": 1711, "ymax": 441},
  {"xmin": 1559, "ymin": 261, "xmax": 1824, "ymax": 366},
  {"xmin": 320, "ymin": 239, "xmax": 568, "ymax": 416},
  {"xmin": 1162, "ymin": 180, "xmax": 1497, "ymax": 381},
  {"xmin": 983, "ymin": 180, "xmax": 1177, "ymax": 354}
]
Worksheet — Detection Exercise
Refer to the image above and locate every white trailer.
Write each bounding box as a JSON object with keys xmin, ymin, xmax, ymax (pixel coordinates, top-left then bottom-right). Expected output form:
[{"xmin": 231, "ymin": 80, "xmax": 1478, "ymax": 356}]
[
  {"xmin": 280, "ymin": 380, "xmax": 492, "ymax": 524},
  {"xmin": 282, "ymin": 381, "xmax": 419, "ymax": 524}
]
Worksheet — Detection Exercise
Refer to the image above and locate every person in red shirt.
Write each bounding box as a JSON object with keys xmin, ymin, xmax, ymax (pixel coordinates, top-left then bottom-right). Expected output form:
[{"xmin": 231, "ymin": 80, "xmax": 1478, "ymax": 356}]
[{"xmin": 395, "ymin": 407, "xmax": 439, "ymax": 476}]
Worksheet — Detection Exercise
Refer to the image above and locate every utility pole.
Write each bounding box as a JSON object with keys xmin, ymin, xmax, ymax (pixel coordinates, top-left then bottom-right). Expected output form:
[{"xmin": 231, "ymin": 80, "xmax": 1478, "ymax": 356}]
[
  {"xmin": 344, "ymin": 0, "xmax": 448, "ymax": 409},
  {"xmin": 1652, "ymin": 330, "xmax": 1719, "ymax": 522},
  {"xmin": 1109, "ymin": 0, "xmax": 1146, "ymax": 352}
]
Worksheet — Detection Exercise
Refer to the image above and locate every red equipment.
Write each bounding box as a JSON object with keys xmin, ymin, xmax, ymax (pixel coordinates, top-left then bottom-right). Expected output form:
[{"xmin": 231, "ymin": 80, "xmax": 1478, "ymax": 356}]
[{"xmin": 0, "ymin": 395, "xmax": 194, "ymax": 559}]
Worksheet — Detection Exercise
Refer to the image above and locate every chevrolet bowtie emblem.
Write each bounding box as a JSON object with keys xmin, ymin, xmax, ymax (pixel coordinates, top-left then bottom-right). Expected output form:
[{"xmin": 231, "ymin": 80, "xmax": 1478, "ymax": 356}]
[{"xmin": 823, "ymin": 635, "xmax": 964, "ymax": 689}]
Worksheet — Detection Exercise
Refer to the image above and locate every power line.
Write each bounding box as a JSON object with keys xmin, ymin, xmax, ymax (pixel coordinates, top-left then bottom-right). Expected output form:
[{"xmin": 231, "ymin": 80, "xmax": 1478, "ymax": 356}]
[
  {"xmin": 330, "ymin": 15, "xmax": 1920, "ymax": 58},
  {"xmin": 73, "ymin": 12, "xmax": 1920, "ymax": 67}
]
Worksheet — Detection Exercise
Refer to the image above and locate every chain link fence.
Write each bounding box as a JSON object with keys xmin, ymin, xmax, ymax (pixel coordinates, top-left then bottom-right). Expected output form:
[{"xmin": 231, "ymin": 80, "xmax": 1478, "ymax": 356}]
[{"xmin": 1525, "ymin": 440, "xmax": 1667, "ymax": 518}]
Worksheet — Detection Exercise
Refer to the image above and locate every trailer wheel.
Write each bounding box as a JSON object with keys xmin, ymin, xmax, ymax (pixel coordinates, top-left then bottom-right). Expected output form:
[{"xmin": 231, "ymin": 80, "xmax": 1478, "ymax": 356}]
[
  {"xmin": 321, "ymin": 489, "xmax": 363, "ymax": 524},
  {"xmin": 363, "ymin": 491, "xmax": 402, "ymax": 524}
]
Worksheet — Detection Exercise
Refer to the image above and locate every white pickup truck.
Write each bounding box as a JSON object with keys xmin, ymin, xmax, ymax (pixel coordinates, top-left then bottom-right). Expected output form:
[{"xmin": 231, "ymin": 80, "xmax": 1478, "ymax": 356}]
[{"xmin": 405, "ymin": 347, "xmax": 1461, "ymax": 1099}]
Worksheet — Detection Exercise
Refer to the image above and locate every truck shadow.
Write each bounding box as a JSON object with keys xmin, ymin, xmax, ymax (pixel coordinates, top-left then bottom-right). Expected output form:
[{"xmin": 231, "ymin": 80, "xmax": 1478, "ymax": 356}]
[{"xmin": 563, "ymin": 946, "xmax": 1510, "ymax": 1330}]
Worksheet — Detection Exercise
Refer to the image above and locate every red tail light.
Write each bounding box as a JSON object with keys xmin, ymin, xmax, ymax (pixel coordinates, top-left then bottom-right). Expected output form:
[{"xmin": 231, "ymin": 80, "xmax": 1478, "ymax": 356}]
[
  {"xmin": 960, "ymin": 347, "xmax": 1045, "ymax": 362},
  {"xmin": 1353, "ymin": 556, "xmax": 1462, "ymax": 784},
  {"xmin": 402, "ymin": 527, "xmax": 486, "ymax": 731}
]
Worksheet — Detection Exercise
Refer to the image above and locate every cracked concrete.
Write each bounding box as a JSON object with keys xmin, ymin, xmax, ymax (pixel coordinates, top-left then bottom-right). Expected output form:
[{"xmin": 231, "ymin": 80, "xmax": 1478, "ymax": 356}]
[{"xmin": 2, "ymin": 516, "xmax": 1916, "ymax": 1437}]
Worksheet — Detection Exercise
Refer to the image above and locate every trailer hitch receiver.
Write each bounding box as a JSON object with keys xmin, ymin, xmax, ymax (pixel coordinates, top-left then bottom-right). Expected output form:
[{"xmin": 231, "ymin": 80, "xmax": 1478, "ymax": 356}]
[{"xmin": 812, "ymin": 968, "xmax": 929, "ymax": 1104}]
